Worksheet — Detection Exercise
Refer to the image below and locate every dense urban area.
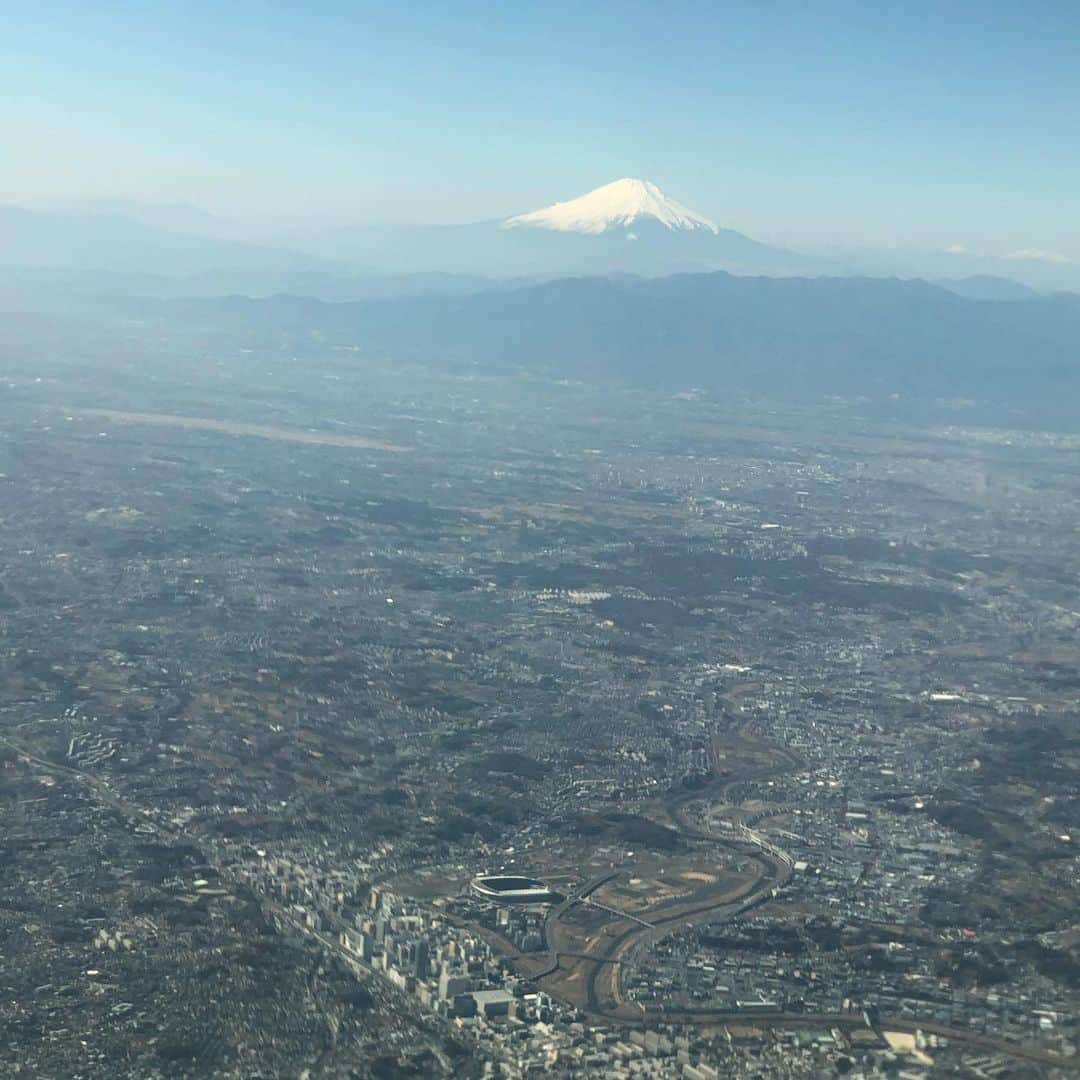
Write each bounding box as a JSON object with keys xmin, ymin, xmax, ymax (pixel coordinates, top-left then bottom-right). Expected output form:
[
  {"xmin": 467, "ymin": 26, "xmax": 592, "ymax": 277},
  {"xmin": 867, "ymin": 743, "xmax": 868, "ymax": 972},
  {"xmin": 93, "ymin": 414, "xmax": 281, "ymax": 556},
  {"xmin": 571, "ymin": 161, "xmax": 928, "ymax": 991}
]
[{"xmin": 2, "ymin": 320, "xmax": 1078, "ymax": 1078}]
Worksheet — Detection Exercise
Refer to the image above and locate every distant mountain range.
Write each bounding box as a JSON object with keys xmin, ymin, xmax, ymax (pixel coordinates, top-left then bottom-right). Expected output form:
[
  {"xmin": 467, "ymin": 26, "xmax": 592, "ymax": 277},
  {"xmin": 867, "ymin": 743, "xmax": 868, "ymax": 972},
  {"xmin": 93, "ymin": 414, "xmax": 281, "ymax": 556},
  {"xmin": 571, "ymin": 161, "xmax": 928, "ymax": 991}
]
[
  {"xmin": 931, "ymin": 275, "xmax": 1041, "ymax": 302},
  {"xmin": 169, "ymin": 271, "xmax": 1080, "ymax": 415},
  {"xmin": 4, "ymin": 180, "xmax": 1079, "ymax": 419},
  {"xmin": 0, "ymin": 203, "xmax": 336, "ymax": 278},
  {"xmin": 289, "ymin": 178, "xmax": 826, "ymax": 278},
  {"xmin": 7, "ymin": 180, "xmax": 1077, "ymax": 293}
]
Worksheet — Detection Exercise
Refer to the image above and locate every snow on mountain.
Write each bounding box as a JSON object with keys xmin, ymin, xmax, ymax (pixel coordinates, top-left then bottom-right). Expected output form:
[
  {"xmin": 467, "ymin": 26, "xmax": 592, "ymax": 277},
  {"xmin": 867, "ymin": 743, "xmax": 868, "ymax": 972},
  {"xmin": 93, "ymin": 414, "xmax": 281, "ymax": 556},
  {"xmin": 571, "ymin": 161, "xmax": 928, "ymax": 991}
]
[{"xmin": 503, "ymin": 178, "xmax": 719, "ymax": 236}]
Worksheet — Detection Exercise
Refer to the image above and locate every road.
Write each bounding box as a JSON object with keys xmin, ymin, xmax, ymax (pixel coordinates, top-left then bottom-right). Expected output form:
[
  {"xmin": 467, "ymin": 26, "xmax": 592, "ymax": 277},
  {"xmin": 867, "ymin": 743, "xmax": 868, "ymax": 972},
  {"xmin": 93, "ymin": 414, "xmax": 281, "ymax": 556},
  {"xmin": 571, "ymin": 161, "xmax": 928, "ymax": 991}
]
[
  {"xmin": 0, "ymin": 732, "xmax": 460, "ymax": 1068},
  {"xmin": 531, "ymin": 870, "xmax": 621, "ymax": 980},
  {"xmin": 525, "ymin": 726, "xmax": 1067, "ymax": 1069},
  {"xmin": 650, "ymin": 1009, "xmax": 1067, "ymax": 1068},
  {"xmin": 5, "ymin": 730, "xmax": 1068, "ymax": 1071}
]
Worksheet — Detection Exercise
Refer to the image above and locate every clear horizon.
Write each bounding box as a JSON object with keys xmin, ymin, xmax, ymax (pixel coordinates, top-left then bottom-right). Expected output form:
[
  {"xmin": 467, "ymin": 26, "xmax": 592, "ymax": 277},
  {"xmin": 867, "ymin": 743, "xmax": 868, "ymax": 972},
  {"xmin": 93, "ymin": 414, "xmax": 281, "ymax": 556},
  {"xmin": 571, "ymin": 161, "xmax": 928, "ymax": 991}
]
[{"xmin": 4, "ymin": 2, "xmax": 1079, "ymax": 258}]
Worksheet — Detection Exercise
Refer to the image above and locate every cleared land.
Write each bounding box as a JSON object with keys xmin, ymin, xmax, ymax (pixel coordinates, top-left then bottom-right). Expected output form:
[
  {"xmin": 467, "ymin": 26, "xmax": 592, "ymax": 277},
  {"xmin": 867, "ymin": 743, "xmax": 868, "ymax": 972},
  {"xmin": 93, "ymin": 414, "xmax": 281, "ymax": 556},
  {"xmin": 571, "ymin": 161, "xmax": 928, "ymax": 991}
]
[{"xmin": 72, "ymin": 408, "xmax": 411, "ymax": 452}]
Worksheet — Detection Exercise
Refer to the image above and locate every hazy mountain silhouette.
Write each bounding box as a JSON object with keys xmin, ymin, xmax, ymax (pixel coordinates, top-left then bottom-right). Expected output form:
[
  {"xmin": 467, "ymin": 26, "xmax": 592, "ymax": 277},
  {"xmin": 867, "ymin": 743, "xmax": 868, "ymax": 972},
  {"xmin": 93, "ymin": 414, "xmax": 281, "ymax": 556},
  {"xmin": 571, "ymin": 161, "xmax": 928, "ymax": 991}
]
[
  {"xmin": 178, "ymin": 272, "xmax": 1080, "ymax": 410},
  {"xmin": 0, "ymin": 204, "xmax": 336, "ymax": 276},
  {"xmin": 934, "ymin": 275, "xmax": 1042, "ymax": 301}
]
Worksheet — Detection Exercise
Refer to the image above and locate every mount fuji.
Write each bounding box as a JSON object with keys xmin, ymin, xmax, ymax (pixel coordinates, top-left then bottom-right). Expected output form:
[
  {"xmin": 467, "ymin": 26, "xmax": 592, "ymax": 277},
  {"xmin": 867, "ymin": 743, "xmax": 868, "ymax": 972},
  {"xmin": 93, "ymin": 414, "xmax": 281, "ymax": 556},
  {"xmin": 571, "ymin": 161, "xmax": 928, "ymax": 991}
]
[
  {"xmin": 503, "ymin": 178, "xmax": 720, "ymax": 236},
  {"xmin": 293, "ymin": 178, "xmax": 823, "ymax": 278}
]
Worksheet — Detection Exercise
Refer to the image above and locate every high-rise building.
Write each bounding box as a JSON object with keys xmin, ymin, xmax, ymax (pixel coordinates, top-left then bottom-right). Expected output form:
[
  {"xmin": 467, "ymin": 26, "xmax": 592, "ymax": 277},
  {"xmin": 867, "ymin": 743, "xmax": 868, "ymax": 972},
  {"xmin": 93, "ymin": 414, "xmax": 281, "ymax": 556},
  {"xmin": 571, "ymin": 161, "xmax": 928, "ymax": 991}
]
[
  {"xmin": 414, "ymin": 938, "xmax": 430, "ymax": 979},
  {"xmin": 438, "ymin": 968, "xmax": 470, "ymax": 1001}
]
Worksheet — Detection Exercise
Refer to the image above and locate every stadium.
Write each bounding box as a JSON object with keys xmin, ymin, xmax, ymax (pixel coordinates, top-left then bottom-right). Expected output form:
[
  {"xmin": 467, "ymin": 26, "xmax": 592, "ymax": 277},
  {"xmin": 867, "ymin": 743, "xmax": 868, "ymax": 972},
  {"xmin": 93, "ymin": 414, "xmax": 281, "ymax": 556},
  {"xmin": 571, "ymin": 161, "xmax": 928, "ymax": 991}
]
[{"xmin": 470, "ymin": 875, "xmax": 561, "ymax": 904}]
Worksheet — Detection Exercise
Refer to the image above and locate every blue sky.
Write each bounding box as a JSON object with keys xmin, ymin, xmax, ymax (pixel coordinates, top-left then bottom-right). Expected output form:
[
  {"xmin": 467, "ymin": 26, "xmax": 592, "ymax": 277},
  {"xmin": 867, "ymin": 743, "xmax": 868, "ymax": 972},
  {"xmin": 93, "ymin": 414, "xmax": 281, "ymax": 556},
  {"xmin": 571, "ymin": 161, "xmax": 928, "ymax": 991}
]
[{"xmin": 3, "ymin": 1, "xmax": 1078, "ymax": 255}]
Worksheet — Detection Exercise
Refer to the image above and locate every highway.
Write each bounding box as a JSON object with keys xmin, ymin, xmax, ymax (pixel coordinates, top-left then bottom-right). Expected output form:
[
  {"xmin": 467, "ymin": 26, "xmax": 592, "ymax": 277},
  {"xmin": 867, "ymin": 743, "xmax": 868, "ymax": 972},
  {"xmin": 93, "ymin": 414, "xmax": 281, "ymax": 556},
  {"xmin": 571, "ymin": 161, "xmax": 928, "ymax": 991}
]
[
  {"xmin": 5, "ymin": 730, "xmax": 1068, "ymax": 1071},
  {"xmin": 531, "ymin": 870, "xmax": 621, "ymax": 980},
  {"xmin": 525, "ymin": 727, "xmax": 1067, "ymax": 1070}
]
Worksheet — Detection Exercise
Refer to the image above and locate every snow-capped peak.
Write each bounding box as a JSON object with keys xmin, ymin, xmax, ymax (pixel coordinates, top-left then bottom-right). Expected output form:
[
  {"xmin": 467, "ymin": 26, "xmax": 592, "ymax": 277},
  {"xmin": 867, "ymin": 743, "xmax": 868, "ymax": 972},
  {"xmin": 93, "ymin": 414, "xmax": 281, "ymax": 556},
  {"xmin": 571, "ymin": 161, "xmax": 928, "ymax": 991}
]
[{"xmin": 503, "ymin": 178, "xmax": 719, "ymax": 235}]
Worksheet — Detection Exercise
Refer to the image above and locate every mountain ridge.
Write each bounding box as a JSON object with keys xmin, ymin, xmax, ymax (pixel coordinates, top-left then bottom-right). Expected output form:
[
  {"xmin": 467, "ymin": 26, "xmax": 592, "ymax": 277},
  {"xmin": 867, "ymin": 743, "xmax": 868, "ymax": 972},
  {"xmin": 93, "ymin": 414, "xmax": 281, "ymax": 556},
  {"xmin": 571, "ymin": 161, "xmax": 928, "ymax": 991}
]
[
  {"xmin": 165, "ymin": 271, "xmax": 1080, "ymax": 417},
  {"xmin": 4, "ymin": 189, "xmax": 1078, "ymax": 293}
]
